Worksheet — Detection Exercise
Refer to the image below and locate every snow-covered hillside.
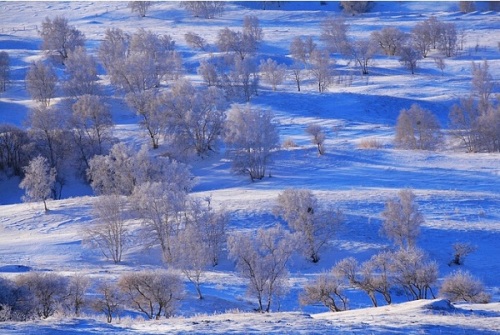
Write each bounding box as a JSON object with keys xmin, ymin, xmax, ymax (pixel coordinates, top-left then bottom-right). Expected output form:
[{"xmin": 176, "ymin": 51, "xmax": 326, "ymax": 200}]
[{"xmin": 0, "ymin": 1, "xmax": 499, "ymax": 334}]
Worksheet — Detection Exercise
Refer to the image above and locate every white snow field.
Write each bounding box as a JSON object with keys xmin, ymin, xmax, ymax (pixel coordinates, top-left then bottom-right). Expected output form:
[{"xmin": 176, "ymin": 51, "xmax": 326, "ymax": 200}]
[{"xmin": 0, "ymin": 1, "xmax": 499, "ymax": 334}]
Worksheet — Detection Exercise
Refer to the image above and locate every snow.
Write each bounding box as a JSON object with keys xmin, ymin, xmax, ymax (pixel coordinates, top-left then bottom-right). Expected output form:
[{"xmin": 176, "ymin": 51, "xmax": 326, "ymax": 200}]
[{"xmin": 0, "ymin": 1, "xmax": 500, "ymax": 334}]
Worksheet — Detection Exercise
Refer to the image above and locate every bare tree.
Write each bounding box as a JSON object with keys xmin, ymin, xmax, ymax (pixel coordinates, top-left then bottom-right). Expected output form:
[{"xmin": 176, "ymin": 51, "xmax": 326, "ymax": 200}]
[
  {"xmin": 0, "ymin": 51, "xmax": 9, "ymax": 92},
  {"xmin": 229, "ymin": 55, "xmax": 259, "ymax": 101},
  {"xmin": 39, "ymin": 16, "xmax": 85, "ymax": 64},
  {"xmin": 63, "ymin": 47, "xmax": 100, "ymax": 97},
  {"xmin": 440, "ymin": 270, "xmax": 490, "ymax": 303},
  {"xmin": 433, "ymin": 55, "xmax": 446, "ymax": 75},
  {"xmin": 85, "ymin": 195, "xmax": 130, "ymax": 263},
  {"xmin": 243, "ymin": 15, "xmax": 264, "ymax": 46},
  {"xmin": 228, "ymin": 225, "xmax": 296, "ymax": 312},
  {"xmin": 181, "ymin": 1, "xmax": 225, "ymax": 19},
  {"xmin": 290, "ymin": 36, "xmax": 316, "ymax": 65},
  {"xmin": 25, "ymin": 61, "xmax": 57, "ymax": 107},
  {"xmin": 459, "ymin": 1, "xmax": 475, "ymax": 13},
  {"xmin": 119, "ymin": 270, "xmax": 184, "ymax": 319},
  {"xmin": 19, "ymin": 156, "xmax": 56, "ymax": 211},
  {"xmin": 0, "ymin": 124, "xmax": 30, "ymax": 176},
  {"xmin": 448, "ymin": 96, "xmax": 481, "ymax": 152},
  {"xmin": 224, "ymin": 105, "xmax": 280, "ymax": 181},
  {"xmin": 371, "ymin": 27, "xmax": 408, "ymax": 56},
  {"xmin": 198, "ymin": 58, "xmax": 220, "ymax": 87},
  {"xmin": 381, "ymin": 189, "xmax": 423, "ymax": 250},
  {"xmin": 306, "ymin": 124, "xmax": 326, "ymax": 155},
  {"xmin": 64, "ymin": 274, "xmax": 90, "ymax": 316},
  {"xmin": 300, "ymin": 271, "xmax": 348, "ymax": 312},
  {"xmin": 92, "ymin": 281, "xmax": 122, "ymax": 323},
  {"xmin": 395, "ymin": 103, "xmax": 442, "ymax": 150},
  {"xmin": 15, "ymin": 272, "xmax": 68, "ymax": 319},
  {"xmin": 274, "ymin": 189, "xmax": 343, "ymax": 263},
  {"xmin": 128, "ymin": 1, "xmax": 152, "ymax": 17}
]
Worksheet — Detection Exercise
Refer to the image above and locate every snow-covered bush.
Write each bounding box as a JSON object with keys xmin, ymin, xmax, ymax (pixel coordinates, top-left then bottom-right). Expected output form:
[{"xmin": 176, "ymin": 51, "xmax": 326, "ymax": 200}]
[{"xmin": 440, "ymin": 270, "xmax": 491, "ymax": 303}]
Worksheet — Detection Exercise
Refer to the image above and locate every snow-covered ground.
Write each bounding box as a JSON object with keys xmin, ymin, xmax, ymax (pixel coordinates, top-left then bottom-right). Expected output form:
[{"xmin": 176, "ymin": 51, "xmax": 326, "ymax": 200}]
[{"xmin": 0, "ymin": 1, "xmax": 499, "ymax": 334}]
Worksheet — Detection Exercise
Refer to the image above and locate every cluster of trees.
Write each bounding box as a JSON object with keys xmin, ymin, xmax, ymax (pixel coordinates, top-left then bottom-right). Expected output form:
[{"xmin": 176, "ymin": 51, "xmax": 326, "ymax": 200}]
[
  {"xmin": 0, "ymin": 270, "xmax": 184, "ymax": 322},
  {"xmin": 300, "ymin": 189, "xmax": 490, "ymax": 312},
  {"xmin": 393, "ymin": 60, "xmax": 498, "ymax": 153}
]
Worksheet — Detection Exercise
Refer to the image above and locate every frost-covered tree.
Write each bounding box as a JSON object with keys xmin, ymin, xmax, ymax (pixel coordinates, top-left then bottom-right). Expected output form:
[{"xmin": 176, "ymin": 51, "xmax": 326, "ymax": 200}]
[
  {"xmin": 15, "ymin": 272, "xmax": 68, "ymax": 319},
  {"xmin": 184, "ymin": 32, "xmax": 207, "ymax": 51},
  {"xmin": 274, "ymin": 189, "xmax": 343, "ymax": 263},
  {"xmin": 343, "ymin": 38, "xmax": 377, "ymax": 75},
  {"xmin": 217, "ymin": 16, "xmax": 262, "ymax": 60},
  {"xmin": 371, "ymin": 27, "xmax": 408, "ymax": 56},
  {"xmin": 321, "ymin": 17, "xmax": 349, "ymax": 54},
  {"xmin": 440, "ymin": 270, "xmax": 490, "ymax": 303},
  {"xmin": 91, "ymin": 281, "xmax": 122, "ymax": 323},
  {"xmin": 39, "ymin": 16, "xmax": 85, "ymax": 63},
  {"xmin": 63, "ymin": 47, "xmax": 100, "ymax": 97},
  {"xmin": 243, "ymin": 15, "xmax": 264, "ymax": 46},
  {"xmin": 198, "ymin": 58, "xmax": 220, "ymax": 87},
  {"xmin": 300, "ymin": 271, "xmax": 348, "ymax": 312},
  {"xmin": 19, "ymin": 156, "xmax": 56, "ymax": 211},
  {"xmin": 411, "ymin": 16, "xmax": 443, "ymax": 57},
  {"xmin": 132, "ymin": 181, "xmax": 190, "ymax": 261},
  {"xmin": 0, "ymin": 51, "xmax": 9, "ymax": 92},
  {"xmin": 164, "ymin": 79, "xmax": 228, "ymax": 156},
  {"xmin": 390, "ymin": 247, "xmax": 438, "ymax": 300},
  {"xmin": 229, "ymin": 55, "xmax": 259, "ymax": 101},
  {"xmin": 450, "ymin": 242, "xmax": 477, "ymax": 266},
  {"xmin": 71, "ymin": 94, "xmax": 114, "ymax": 169},
  {"xmin": 290, "ymin": 36, "xmax": 316, "ymax": 65},
  {"xmin": 306, "ymin": 124, "xmax": 326, "ymax": 155},
  {"xmin": 119, "ymin": 270, "xmax": 184, "ymax": 319},
  {"xmin": 259, "ymin": 58, "xmax": 286, "ymax": 91},
  {"xmin": 85, "ymin": 195, "xmax": 130, "ymax": 263},
  {"xmin": 381, "ymin": 189, "xmax": 423, "ymax": 250},
  {"xmin": 25, "ymin": 61, "xmax": 57, "ymax": 107},
  {"xmin": 437, "ymin": 22, "xmax": 458, "ymax": 57},
  {"xmin": 310, "ymin": 49, "xmax": 334, "ymax": 92},
  {"xmin": 395, "ymin": 104, "xmax": 442, "ymax": 150},
  {"xmin": 471, "ymin": 60, "xmax": 494, "ymax": 114},
  {"xmin": 228, "ymin": 225, "xmax": 296, "ymax": 312},
  {"xmin": 181, "ymin": 1, "xmax": 225, "ymax": 19},
  {"xmin": 126, "ymin": 89, "xmax": 165, "ymax": 149},
  {"xmin": 340, "ymin": 1, "xmax": 371, "ymax": 14},
  {"xmin": 64, "ymin": 274, "xmax": 90, "ymax": 317},
  {"xmin": 98, "ymin": 27, "xmax": 129, "ymax": 80},
  {"xmin": 398, "ymin": 43, "xmax": 422, "ymax": 74},
  {"xmin": 224, "ymin": 105, "xmax": 280, "ymax": 181},
  {"xmin": 448, "ymin": 96, "xmax": 481, "ymax": 152},
  {"xmin": 128, "ymin": 1, "xmax": 152, "ymax": 17}
]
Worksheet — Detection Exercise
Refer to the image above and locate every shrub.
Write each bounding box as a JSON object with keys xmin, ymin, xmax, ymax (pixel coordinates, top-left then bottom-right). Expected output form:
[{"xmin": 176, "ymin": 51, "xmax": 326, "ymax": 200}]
[{"xmin": 440, "ymin": 270, "xmax": 490, "ymax": 303}]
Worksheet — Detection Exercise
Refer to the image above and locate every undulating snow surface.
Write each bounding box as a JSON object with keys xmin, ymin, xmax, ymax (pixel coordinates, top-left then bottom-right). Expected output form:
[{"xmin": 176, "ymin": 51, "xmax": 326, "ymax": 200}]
[{"xmin": 0, "ymin": 1, "xmax": 499, "ymax": 334}]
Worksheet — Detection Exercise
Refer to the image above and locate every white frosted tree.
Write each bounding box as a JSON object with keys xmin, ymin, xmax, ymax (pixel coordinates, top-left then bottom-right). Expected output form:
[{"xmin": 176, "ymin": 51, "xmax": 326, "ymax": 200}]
[
  {"xmin": 321, "ymin": 17, "xmax": 349, "ymax": 54},
  {"xmin": 119, "ymin": 270, "xmax": 184, "ymax": 319},
  {"xmin": 371, "ymin": 27, "xmax": 408, "ymax": 56},
  {"xmin": 25, "ymin": 61, "xmax": 57, "ymax": 107},
  {"xmin": 71, "ymin": 94, "xmax": 114, "ymax": 168},
  {"xmin": 85, "ymin": 195, "xmax": 130, "ymax": 263},
  {"xmin": 310, "ymin": 49, "xmax": 334, "ymax": 92},
  {"xmin": 274, "ymin": 189, "xmax": 343, "ymax": 263},
  {"xmin": 63, "ymin": 47, "xmax": 100, "ymax": 97},
  {"xmin": 259, "ymin": 58, "xmax": 286, "ymax": 91},
  {"xmin": 128, "ymin": 1, "xmax": 152, "ymax": 17},
  {"xmin": 395, "ymin": 104, "xmax": 442, "ymax": 151},
  {"xmin": 19, "ymin": 156, "xmax": 56, "ymax": 211},
  {"xmin": 300, "ymin": 271, "xmax": 348, "ymax": 312},
  {"xmin": 227, "ymin": 225, "xmax": 296, "ymax": 312},
  {"xmin": 224, "ymin": 105, "xmax": 280, "ymax": 181},
  {"xmin": 381, "ymin": 189, "xmax": 423, "ymax": 250},
  {"xmin": 39, "ymin": 16, "xmax": 85, "ymax": 63},
  {"xmin": 398, "ymin": 43, "xmax": 422, "ymax": 74},
  {"xmin": 440, "ymin": 270, "xmax": 490, "ymax": 303},
  {"xmin": 306, "ymin": 124, "xmax": 326, "ymax": 155}
]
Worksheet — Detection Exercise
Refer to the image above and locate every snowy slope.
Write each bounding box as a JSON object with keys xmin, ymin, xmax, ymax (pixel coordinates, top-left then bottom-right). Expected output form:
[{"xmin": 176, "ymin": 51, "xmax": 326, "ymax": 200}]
[{"xmin": 0, "ymin": 1, "xmax": 499, "ymax": 334}]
